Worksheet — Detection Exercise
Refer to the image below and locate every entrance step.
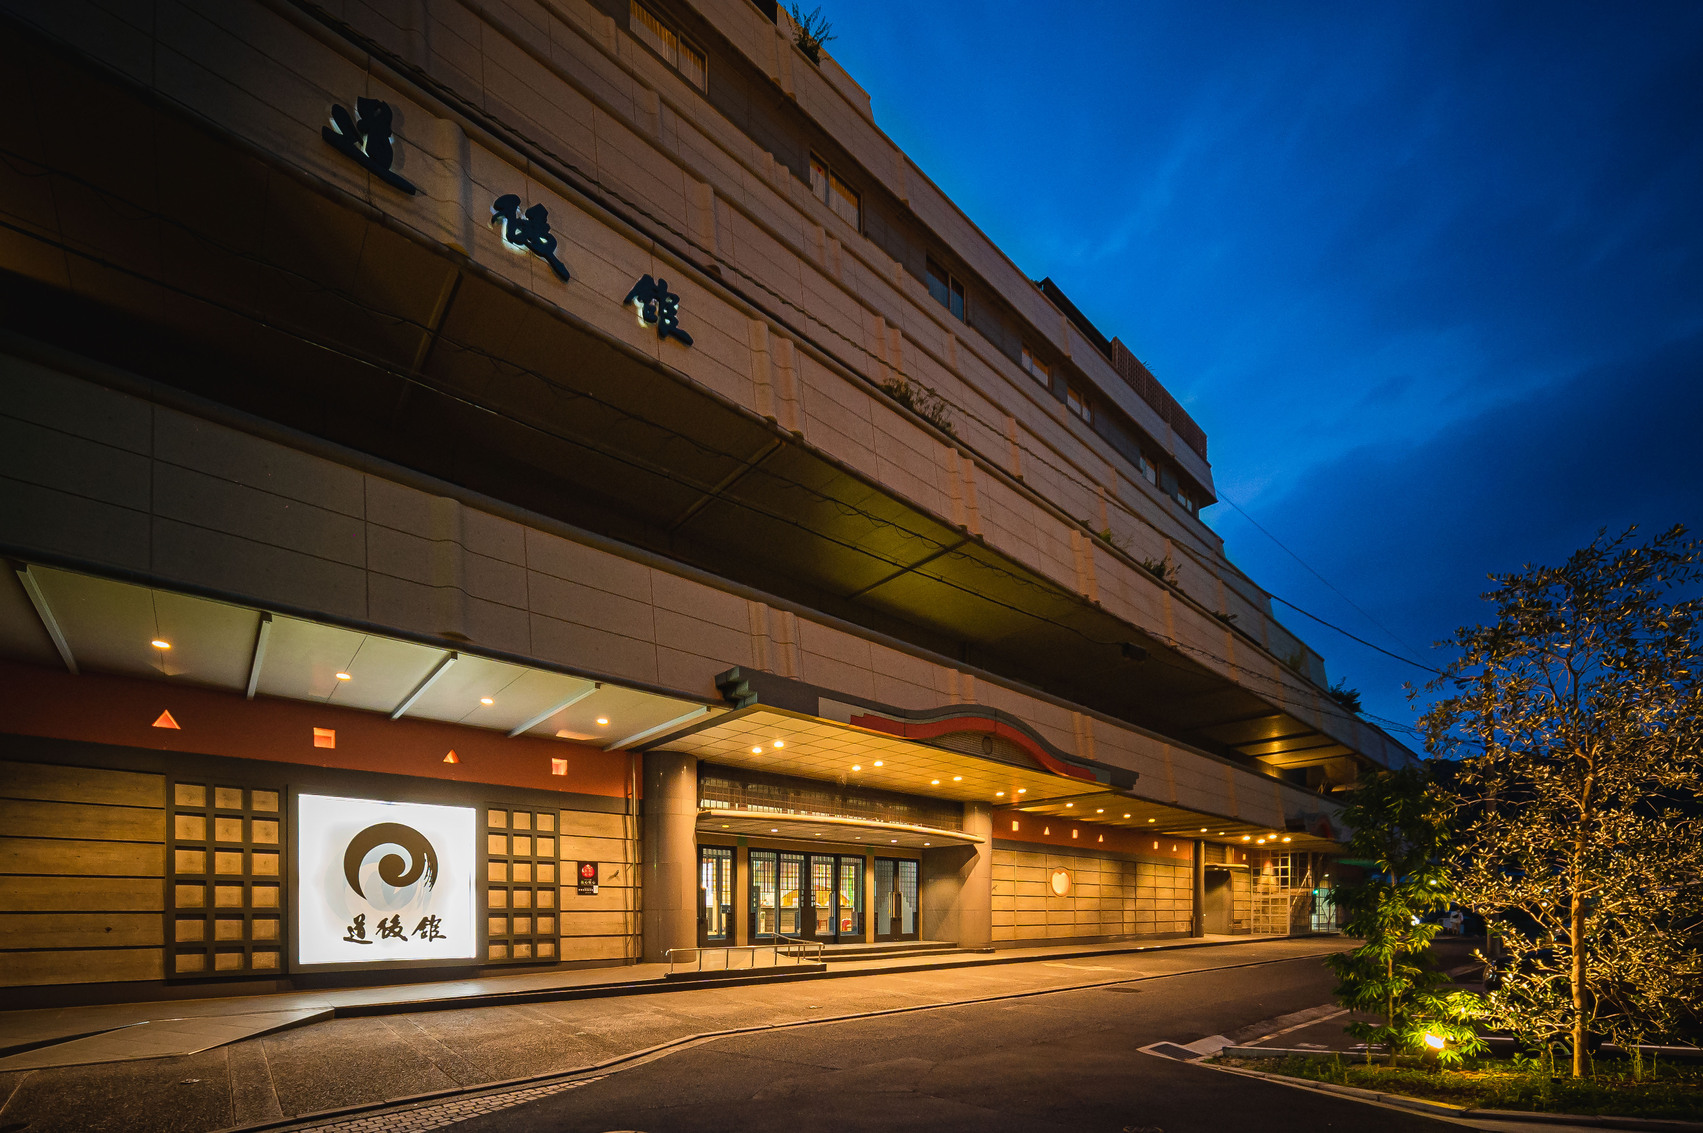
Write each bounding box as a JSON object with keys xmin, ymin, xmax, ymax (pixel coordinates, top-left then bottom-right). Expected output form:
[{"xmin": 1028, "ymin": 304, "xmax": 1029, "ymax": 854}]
[{"xmin": 818, "ymin": 940, "xmax": 993, "ymax": 963}]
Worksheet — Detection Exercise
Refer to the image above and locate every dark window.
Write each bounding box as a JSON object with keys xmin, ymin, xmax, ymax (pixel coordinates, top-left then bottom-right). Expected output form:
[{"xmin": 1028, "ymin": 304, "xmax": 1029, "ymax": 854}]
[
  {"xmin": 809, "ymin": 154, "xmax": 860, "ymax": 229},
  {"xmin": 631, "ymin": 1, "xmax": 706, "ymax": 89},
  {"xmin": 926, "ymin": 256, "xmax": 966, "ymax": 321},
  {"xmin": 1066, "ymin": 385, "xmax": 1093, "ymax": 425}
]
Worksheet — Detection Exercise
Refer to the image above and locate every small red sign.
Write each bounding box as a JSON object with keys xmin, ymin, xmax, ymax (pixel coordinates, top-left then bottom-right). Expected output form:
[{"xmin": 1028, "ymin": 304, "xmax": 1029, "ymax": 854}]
[{"xmin": 576, "ymin": 861, "xmax": 598, "ymax": 895}]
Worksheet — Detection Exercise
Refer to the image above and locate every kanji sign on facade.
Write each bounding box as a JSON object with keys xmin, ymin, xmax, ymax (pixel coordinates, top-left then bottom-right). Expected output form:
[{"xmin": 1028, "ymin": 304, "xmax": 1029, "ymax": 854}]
[{"xmin": 295, "ymin": 795, "xmax": 476, "ymax": 970}]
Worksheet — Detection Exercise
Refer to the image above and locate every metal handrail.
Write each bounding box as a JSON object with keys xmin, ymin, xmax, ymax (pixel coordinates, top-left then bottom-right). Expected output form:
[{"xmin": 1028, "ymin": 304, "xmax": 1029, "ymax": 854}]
[{"xmin": 664, "ymin": 934, "xmax": 824, "ymax": 975}]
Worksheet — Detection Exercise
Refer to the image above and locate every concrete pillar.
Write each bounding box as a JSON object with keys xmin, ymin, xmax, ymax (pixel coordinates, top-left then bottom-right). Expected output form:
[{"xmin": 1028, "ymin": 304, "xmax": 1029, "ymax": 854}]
[
  {"xmin": 1191, "ymin": 839, "xmax": 1206, "ymax": 937},
  {"xmin": 918, "ymin": 803, "xmax": 993, "ymax": 946},
  {"xmin": 733, "ymin": 844, "xmax": 750, "ymax": 945},
  {"xmin": 641, "ymin": 751, "xmax": 698, "ymax": 962}
]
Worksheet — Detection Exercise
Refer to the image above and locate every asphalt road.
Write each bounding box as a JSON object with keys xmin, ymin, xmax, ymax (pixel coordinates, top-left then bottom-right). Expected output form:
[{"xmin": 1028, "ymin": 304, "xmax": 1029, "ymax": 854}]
[
  {"xmin": 0, "ymin": 940, "xmax": 1466, "ymax": 1132},
  {"xmin": 445, "ymin": 954, "xmax": 1458, "ymax": 1133}
]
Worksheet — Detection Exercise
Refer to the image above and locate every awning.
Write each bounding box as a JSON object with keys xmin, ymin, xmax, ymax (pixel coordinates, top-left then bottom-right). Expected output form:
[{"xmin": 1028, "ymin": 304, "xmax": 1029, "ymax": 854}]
[
  {"xmin": 698, "ymin": 809, "xmax": 980, "ymax": 850},
  {"xmin": 2, "ymin": 562, "xmax": 715, "ymax": 747}
]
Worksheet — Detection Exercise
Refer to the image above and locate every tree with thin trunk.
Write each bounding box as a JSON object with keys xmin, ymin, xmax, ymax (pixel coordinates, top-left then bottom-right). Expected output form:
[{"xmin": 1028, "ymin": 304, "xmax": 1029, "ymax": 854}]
[
  {"xmin": 1420, "ymin": 525, "xmax": 1703, "ymax": 1077},
  {"xmin": 1325, "ymin": 766, "xmax": 1484, "ymax": 1065}
]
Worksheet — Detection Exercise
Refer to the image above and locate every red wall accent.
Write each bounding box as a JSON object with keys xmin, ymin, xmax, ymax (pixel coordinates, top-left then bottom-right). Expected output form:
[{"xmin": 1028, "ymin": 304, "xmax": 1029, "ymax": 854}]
[
  {"xmin": 0, "ymin": 660, "xmax": 633, "ymax": 799},
  {"xmin": 847, "ymin": 713, "xmax": 1096, "ymax": 782}
]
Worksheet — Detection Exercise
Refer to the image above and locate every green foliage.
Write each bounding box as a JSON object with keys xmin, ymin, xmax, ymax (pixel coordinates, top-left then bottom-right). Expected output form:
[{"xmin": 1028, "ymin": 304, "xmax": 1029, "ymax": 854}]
[
  {"xmin": 788, "ymin": 5, "xmax": 836, "ymax": 63},
  {"xmin": 1222, "ymin": 1054, "xmax": 1703, "ymax": 1119},
  {"xmin": 1096, "ymin": 527, "xmax": 1128, "ymax": 554},
  {"xmin": 1326, "ymin": 680, "xmax": 1362, "ymax": 715},
  {"xmin": 1138, "ymin": 557, "xmax": 1178, "ymax": 586},
  {"xmin": 1324, "ymin": 766, "xmax": 1487, "ymax": 1065},
  {"xmin": 1421, "ymin": 526, "xmax": 1703, "ymax": 1076},
  {"xmin": 879, "ymin": 376, "xmax": 954, "ymax": 436}
]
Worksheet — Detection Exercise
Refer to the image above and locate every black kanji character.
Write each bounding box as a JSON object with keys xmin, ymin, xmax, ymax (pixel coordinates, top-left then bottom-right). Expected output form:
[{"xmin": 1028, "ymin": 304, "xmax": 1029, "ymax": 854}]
[
  {"xmin": 342, "ymin": 913, "xmax": 373, "ymax": 945},
  {"xmin": 375, "ymin": 914, "xmax": 406, "ymax": 940},
  {"xmin": 412, "ymin": 916, "xmax": 446, "ymax": 942},
  {"xmin": 322, "ymin": 97, "xmax": 418, "ymax": 195},
  {"xmin": 624, "ymin": 274, "xmax": 693, "ymax": 346},
  {"xmin": 492, "ymin": 194, "xmax": 571, "ymax": 282}
]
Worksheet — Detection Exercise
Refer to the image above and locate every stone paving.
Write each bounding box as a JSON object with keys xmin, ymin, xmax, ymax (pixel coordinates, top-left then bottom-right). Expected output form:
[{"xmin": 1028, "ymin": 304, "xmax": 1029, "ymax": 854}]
[{"xmin": 0, "ymin": 937, "xmax": 1350, "ymax": 1133}]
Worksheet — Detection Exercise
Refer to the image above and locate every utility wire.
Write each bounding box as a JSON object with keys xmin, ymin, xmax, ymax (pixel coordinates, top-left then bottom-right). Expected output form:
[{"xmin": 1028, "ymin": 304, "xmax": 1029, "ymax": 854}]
[
  {"xmin": 1267, "ymin": 595, "xmax": 1444, "ymax": 676},
  {"xmin": 1215, "ymin": 488, "xmax": 1433, "ymax": 667}
]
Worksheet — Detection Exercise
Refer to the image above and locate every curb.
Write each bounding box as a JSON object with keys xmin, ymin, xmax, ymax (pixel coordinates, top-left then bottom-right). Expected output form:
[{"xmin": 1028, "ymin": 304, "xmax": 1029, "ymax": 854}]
[
  {"xmin": 330, "ymin": 933, "xmax": 1341, "ymax": 1019},
  {"xmin": 1202, "ymin": 1055, "xmax": 1703, "ymax": 1132},
  {"xmin": 207, "ymin": 948, "xmax": 1333, "ymax": 1133}
]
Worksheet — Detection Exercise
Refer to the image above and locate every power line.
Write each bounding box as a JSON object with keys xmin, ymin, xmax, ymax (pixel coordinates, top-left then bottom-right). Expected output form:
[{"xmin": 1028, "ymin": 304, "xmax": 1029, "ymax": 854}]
[
  {"xmin": 1216, "ymin": 488, "xmax": 1434, "ymax": 667},
  {"xmin": 1268, "ymin": 595, "xmax": 1444, "ymax": 676}
]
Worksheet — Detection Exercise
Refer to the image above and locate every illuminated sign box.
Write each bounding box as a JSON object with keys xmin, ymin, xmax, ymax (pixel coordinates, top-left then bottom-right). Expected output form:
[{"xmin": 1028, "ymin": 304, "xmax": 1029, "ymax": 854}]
[{"xmin": 292, "ymin": 793, "xmax": 477, "ymax": 971}]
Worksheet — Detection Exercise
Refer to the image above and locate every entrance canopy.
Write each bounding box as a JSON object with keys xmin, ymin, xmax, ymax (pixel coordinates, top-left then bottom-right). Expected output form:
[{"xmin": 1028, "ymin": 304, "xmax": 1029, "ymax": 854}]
[
  {"xmin": 646, "ymin": 705, "xmax": 1343, "ymax": 854},
  {"xmin": 1, "ymin": 562, "xmax": 714, "ymax": 748}
]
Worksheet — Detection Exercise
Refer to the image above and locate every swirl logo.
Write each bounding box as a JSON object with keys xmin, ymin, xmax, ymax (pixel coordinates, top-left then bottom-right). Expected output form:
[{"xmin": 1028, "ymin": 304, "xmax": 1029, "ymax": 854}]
[{"xmin": 343, "ymin": 822, "xmax": 439, "ymax": 900}]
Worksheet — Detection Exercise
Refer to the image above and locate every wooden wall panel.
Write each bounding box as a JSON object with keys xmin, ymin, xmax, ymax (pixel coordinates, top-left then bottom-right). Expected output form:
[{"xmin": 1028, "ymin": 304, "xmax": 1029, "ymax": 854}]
[
  {"xmin": 0, "ymin": 876, "xmax": 163, "ymax": 912},
  {"xmin": 0, "ymin": 760, "xmax": 164, "ymax": 806},
  {"xmin": 0, "ymin": 912, "xmax": 163, "ymax": 949},
  {"xmin": 991, "ymin": 846, "xmax": 1191, "ymax": 944},
  {"xmin": 0, "ymin": 761, "xmax": 166, "ymax": 987},
  {"xmin": 0, "ymin": 799, "xmax": 165, "ymax": 841},
  {"xmin": 0, "ymin": 947, "xmax": 164, "ymax": 986}
]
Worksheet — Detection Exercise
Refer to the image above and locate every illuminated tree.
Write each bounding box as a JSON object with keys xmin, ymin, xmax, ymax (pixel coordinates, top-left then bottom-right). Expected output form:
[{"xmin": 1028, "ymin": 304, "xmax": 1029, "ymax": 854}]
[
  {"xmin": 1325, "ymin": 766, "xmax": 1485, "ymax": 1065},
  {"xmin": 1420, "ymin": 525, "xmax": 1703, "ymax": 1077}
]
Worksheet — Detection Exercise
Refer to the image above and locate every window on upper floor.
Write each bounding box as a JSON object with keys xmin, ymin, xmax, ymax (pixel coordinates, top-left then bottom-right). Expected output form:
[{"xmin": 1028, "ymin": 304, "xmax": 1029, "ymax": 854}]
[
  {"xmin": 1137, "ymin": 451, "xmax": 1157, "ymax": 485},
  {"xmin": 1066, "ymin": 384, "xmax": 1093, "ymax": 425},
  {"xmin": 631, "ymin": 1, "xmax": 707, "ymax": 90},
  {"xmin": 1020, "ymin": 345, "xmax": 1050, "ymax": 389},
  {"xmin": 926, "ymin": 256, "xmax": 966, "ymax": 321},
  {"xmin": 809, "ymin": 155, "xmax": 860, "ymax": 229}
]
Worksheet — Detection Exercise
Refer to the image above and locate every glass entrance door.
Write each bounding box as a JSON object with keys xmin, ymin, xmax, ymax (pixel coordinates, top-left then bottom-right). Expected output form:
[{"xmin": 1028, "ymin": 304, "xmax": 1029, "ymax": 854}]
[
  {"xmin": 874, "ymin": 858, "xmax": 918, "ymax": 940},
  {"xmin": 750, "ymin": 849, "xmax": 779, "ymax": 940},
  {"xmin": 699, "ymin": 846, "xmax": 732, "ymax": 945},
  {"xmin": 750, "ymin": 850, "xmax": 866, "ymax": 943},
  {"xmin": 778, "ymin": 852, "xmax": 804, "ymax": 938},
  {"xmin": 806, "ymin": 855, "xmax": 835, "ymax": 939}
]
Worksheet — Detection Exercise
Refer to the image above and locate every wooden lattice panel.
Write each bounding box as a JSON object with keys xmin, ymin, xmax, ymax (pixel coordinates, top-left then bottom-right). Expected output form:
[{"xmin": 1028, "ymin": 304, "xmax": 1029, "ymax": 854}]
[
  {"xmin": 484, "ymin": 805, "xmax": 560, "ymax": 963},
  {"xmin": 166, "ymin": 781, "xmax": 284, "ymax": 976}
]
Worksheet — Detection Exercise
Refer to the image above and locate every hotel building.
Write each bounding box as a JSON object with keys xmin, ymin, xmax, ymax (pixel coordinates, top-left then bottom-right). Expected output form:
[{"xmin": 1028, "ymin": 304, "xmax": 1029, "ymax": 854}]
[{"xmin": 0, "ymin": 0, "xmax": 1414, "ymax": 1003}]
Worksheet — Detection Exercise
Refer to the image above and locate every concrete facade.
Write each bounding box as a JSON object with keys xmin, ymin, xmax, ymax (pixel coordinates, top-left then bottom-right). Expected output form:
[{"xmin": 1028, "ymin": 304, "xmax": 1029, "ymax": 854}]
[{"xmin": 0, "ymin": 0, "xmax": 1412, "ymax": 1001}]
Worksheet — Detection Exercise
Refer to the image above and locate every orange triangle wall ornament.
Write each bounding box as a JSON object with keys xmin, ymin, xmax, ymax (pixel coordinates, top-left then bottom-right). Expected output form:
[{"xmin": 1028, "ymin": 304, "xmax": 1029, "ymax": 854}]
[
  {"xmin": 152, "ymin": 710, "xmax": 180, "ymax": 730},
  {"xmin": 443, "ymin": 750, "xmax": 460, "ymax": 764}
]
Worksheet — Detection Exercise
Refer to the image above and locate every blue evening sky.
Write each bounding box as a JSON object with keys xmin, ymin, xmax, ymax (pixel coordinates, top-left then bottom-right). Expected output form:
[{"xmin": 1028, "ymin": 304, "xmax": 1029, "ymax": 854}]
[{"xmin": 827, "ymin": 1, "xmax": 1703, "ymax": 743}]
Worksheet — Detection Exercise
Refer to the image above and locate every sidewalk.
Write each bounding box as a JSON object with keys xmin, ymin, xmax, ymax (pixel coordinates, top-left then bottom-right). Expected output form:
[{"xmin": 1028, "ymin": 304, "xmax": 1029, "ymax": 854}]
[{"xmin": 0, "ymin": 933, "xmax": 1307, "ymax": 1071}]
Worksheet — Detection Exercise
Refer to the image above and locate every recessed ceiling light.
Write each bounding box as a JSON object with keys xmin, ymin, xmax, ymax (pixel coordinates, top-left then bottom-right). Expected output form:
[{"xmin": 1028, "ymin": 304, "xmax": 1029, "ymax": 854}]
[
  {"xmin": 1065, "ymin": 803, "xmax": 1073, "ymax": 808},
  {"xmin": 996, "ymin": 791, "xmax": 1005, "ymax": 797},
  {"xmin": 1282, "ymin": 837, "xmax": 1292, "ymax": 843},
  {"xmin": 924, "ymin": 842, "xmax": 930, "ymax": 846},
  {"xmin": 1200, "ymin": 827, "xmax": 1207, "ymax": 832},
  {"xmin": 151, "ymin": 640, "xmax": 171, "ymax": 650},
  {"xmin": 771, "ymin": 828, "xmax": 778, "ymax": 833},
  {"xmin": 773, "ymin": 740, "xmax": 784, "ymax": 748},
  {"xmin": 873, "ymin": 760, "xmax": 883, "ymax": 766},
  {"xmin": 480, "ymin": 697, "xmax": 494, "ymax": 706},
  {"xmin": 1095, "ymin": 808, "xmax": 1103, "ymax": 813},
  {"xmin": 752, "ymin": 746, "xmax": 763, "ymax": 754},
  {"xmin": 1017, "ymin": 788, "xmax": 1026, "ymax": 794},
  {"xmin": 596, "ymin": 717, "xmax": 610, "ymax": 726},
  {"xmin": 722, "ymin": 824, "xmax": 729, "ymax": 828},
  {"xmin": 852, "ymin": 764, "xmax": 862, "ymax": 771},
  {"xmin": 335, "ymin": 672, "xmax": 352, "ymax": 681},
  {"xmin": 1242, "ymin": 835, "xmax": 1251, "ymax": 841},
  {"xmin": 890, "ymin": 839, "xmax": 897, "ymax": 843},
  {"xmin": 814, "ymin": 833, "xmax": 821, "ymax": 836},
  {"xmin": 952, "ymin": 776, "xmax": 962, "ymax": 781},
  {"xmin": 930, "ymin": 779, "xmax": 940, "ymax": 785}
]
